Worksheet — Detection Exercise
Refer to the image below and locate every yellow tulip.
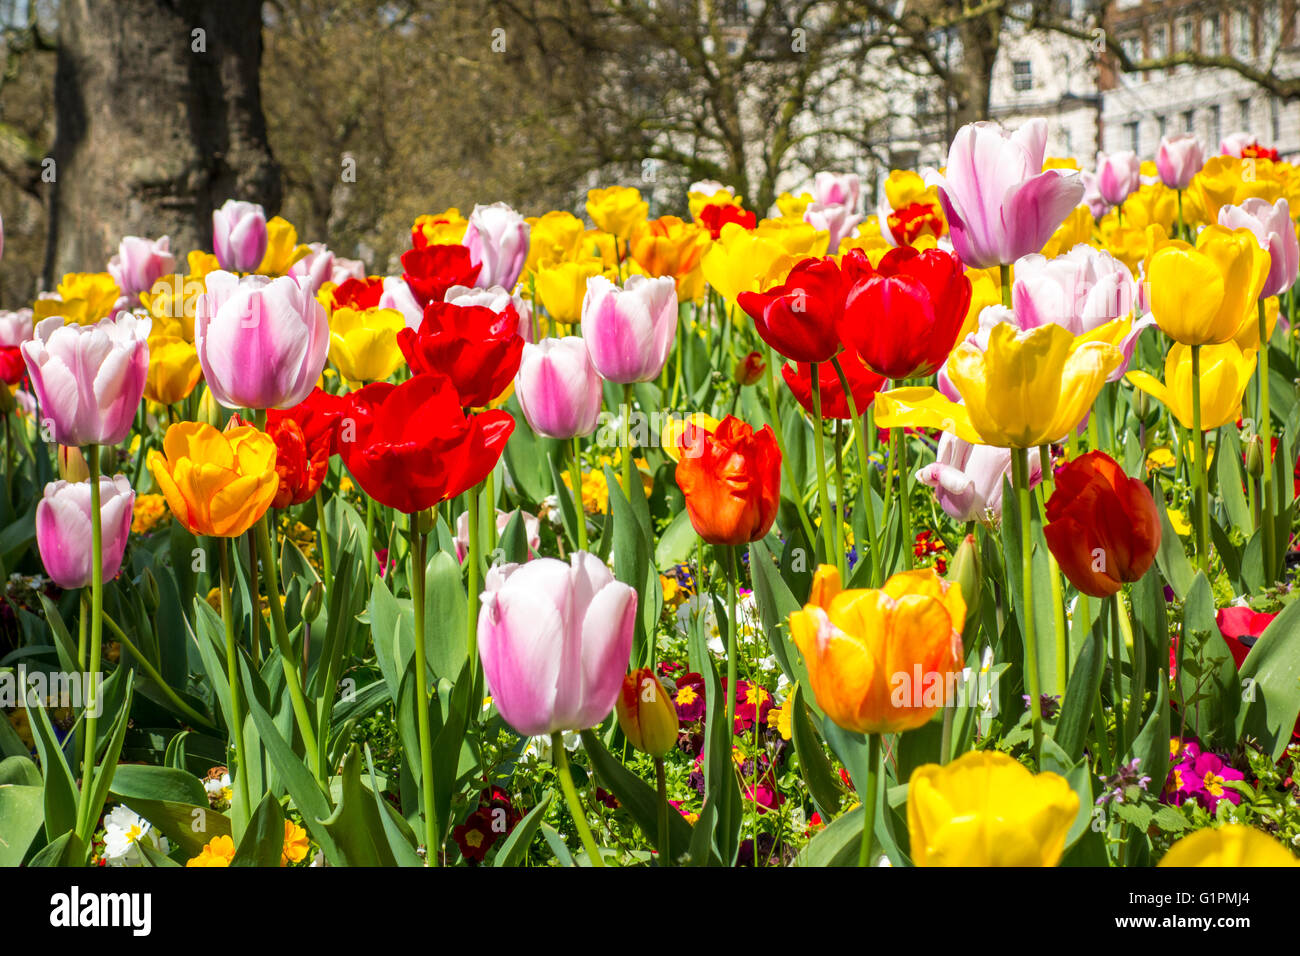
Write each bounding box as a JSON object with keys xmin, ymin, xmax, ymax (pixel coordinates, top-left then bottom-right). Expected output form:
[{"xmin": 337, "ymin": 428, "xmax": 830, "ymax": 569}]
[
  {"xmin": 1189, "ymin": 156, "xmax": 1284, "ymax": 223},
  {"xmin": 688, "ymin": 187, "xmax": 743, "ymax": 222},
  {"xmin": 145, "ymin": 334, "xmax": 202, "ymax": 406},
  {"xmin": 790, "ymin": 565, "xmax": 964, "ymax": 736},
  {"xmin": 754, "ymin": 218, "xmax": 830, "ymax": 259},
  {"xmin": 256, "ymin": 216, "xmax": 311, "ymax": 276},
  {"xmin": 585, "ymin": 186, "xmax": 648, "ymax": 239},
  {"xmin": 534, "ymin": 259, "xmax": 603, "ymax": 324},
  {"xmin": 908, "ymin": 751, "xmax": 1079, "ymax": 867},
  {"xmin": 187, "ymin": 250, "xmax": 221, "ymax": 278},
  {"xmin": 1038, "ymin": 204, "xmax": 1093, "ymax": 260},
  {"xmin": 1233, "ymin": 295, "xmax": 1279, "ymax": 352},
  {"xmin": 883, "ymin": 169, "xmax": 934, "ymax": 209},
  {"xmin": 1158, "ymin": 824, "xmax": 1300, "ymax": 867},
  {"xmin": 412, "ymin": 208, "xmax": 467, "ymax": 247},
  {"xmin": 524, "ymin": 211, "xmax": 586, "ymax": 274},
  {"xmin": 328, "ymin": 307, "xmax": 406, "ymax": 383},
  {"xmin": 1126, "ymin": 341, "xmax": 1256, "ymax": 431},
  {"xmin": 148, "ymin": 422, "xmax": 279, "ymax": 538},
  {"xmin": 774, "ymin": 191, "xmax": 814, "ymax": 220},
  {"xmin": 836, "ymin": 233, "xmax": 891, "ymax": 264},
  {"xmin": 141, "ymin": 273, "xmax": 206, "ymax": 342},
  {"xmin": 963, "ymin": 267, "xmax": 1002, "ymax": 339},
  {"xmin": 33, "ymin": 273, "xmax": 122, "ymax": 326},
  {"xmin": 1147, "ymin": 225, "xmax": 1270, "ymax": 346},
  {"xmin": 661, "ymin": 412, "xmax": 722, "ymax": 462},
  {"xmin": 1043, "ymin": 156, "xmax": 1080, "ymax": 171},
  {"xmin": 627, "ymin": 216, "xmax": 711, "ymax": 290},
  {"xmin": 1111, "ymin": 182, "xmax": 1178, "ymax": 233},
  {"xmin": 701, "ymin": 223, "xmax": 798, "ymax": 302},
  {"xmin": 1097, "ymin": 222, "xmax": 1148, "ymax": 274}
]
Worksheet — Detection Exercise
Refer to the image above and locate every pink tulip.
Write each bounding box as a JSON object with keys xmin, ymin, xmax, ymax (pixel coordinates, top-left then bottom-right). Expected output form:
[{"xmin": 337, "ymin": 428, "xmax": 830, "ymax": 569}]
[
  {"xmin": 36, "ymin": 476, "xmax": 135, "ymax": 589},
  {"xmin": 445, "ymin": 284, "xmax": 535, "ymax": 342},
  {"xmin": 929, "ymin": 118, "xmax": 1085, "ymax": 269},
  {"xmin": 1219, "ymin": 198, "xmax": 1300, "ymax": 299},
  {"xmin": 1013, "ymin": 245, "xmax": 1136, "ymax": 335},
  {"xmin": 1220, "ymin": 132, "xmax": 1254, "ymax": 157},
  {"xmin": 478, "ymin": 552, "xmax": 637, "ymax": 737},
  {"xmin": 378, "ymin": 277, "xmax": 424, "ymax": 329},
  {"xmin": 1095, "ymin": 151, "xmax": 1141, "ymax": 207},
  {"xmin": 331, "ymin": 257, "xmax": 367, "ymax": 285},
  {"xmin": 1078, "ymin": 171, "xmax": 1108, "ymax": 220},
  {"xmin": 917, "ymin": 433, "xmax": 1040, "ymax": 524},
  {"xmin": 803, "ymin": 201, "xmax": 864, "ymax": 253},
  {"xmin": 195, "ymin": 271, "xmax": 328, "ymax": 410},
  {"xmin": 463, "ymin": 202, "xmax": 530, "ymax": 292},
  {"xmin": 287, "ymin": 242, "xmax": 335, "ymax": 294},
  {"xmin": 212, "ymin": 199, "xmax": 269, "ymax": 273},
  {"xmin": 21, "ymin": 313, "xmax": 150, "ymax": 446},
  {"xmin": 515, "ymin": 336, "xmax": 603, "ymax": 439},
  {"xmin": 0, "ymin": 308, "xmax": 32, "ymax": 347},
  {"xmin": 813, "ymin": 171, "xmax": 861, "ymax": 210},
  {"xmin": 108, "ymin": 235, "xmax": 176, "ymax": 299},
  {"xmin": 581, "ymin": 274, "xmax": 678, "ymax": 383},
  {"xmin": 1156, "ymin": 134, "xmax": 1205, "ymax": 190},
  {"xmin": 456, "ymin": 508, "xmax": 540, "ymax": 562}
]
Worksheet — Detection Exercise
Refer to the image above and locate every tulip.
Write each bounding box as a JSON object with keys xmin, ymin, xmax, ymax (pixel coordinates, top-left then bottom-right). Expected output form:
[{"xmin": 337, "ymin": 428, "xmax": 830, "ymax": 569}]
[
  {"xmin": 36, "ymin": 476, "xmax": 135, "ymax": 590},
  {"xmin": 700, "ymin": 223, "xmax": 799, "ymax": 303},
  {"xmin": 1189, "ymin": 155, "xmax": 1284, "ymax": 223},
  {"xmin": 108, "ymin": 235, "xmax": 175, "ymax": 300},
  {"xmin": 698, "ymin": 203, "xmax": 757, "ymax": 240},
  {"xmin": 264, "ymin": 414, "xmax": 330, "ymax": 509},
  {"xmin": 478, "ymin": 552, "xmax": 637, "ymax": 736},
  {"xmin": 21, "ymin": 313, "xmax": 150, "ymax": 447},
  {"xmin": 908, "ymin": 751, "xmax": 1078, "ymax": 866},
  {"xmin": 144, "ymin": 334, "xmax": 202, "ymax": 406},
  {"xmin": 515, "ymin": 336, "xmax": 603, "ymax": 439},
  {"xmin": 338, "ymin": 372, "xmax": 514, "ymax": 514},
  {"xmin": 840, "ymin": 246, "xmax": 972, "ymax": 379},
  {"xmin": 585, "ymin": 186, "xmax": 649, "ymax": 239},
  {"xmin": 1220, "ymin": 132, "xmax": 1255, "ymax": 157},
  {"xmin": 147, "ymin": 421, "xmax": 279, "ymax": 537},
  {"xmin": 255, "ymin": 216, "xmax": 310, "ymax": 276},
  {"xmin": 376, "ymin": 276, "xmax": 424, "ymax": 329},
  {"xmin": 33, "ymin": 272, "xmax": 122, "ymax": 327},
  {"xmin": 628, "ymin": 216, "xmax": 710, "ymax": 284},
  {"xmin": 737, "ymin": 256, "xmax": 843, "ymax": 363},
  {"xmin": 928, "ymin": 119, "xmax": 1085, "ymax": 269},
  {"xmin": 616, "ymin": 668, "xmax": 680, "ymax": 756},
  {"xmin": 524, "ymin": 211, "xmax": 587, "ymax": 274},
  {"xmin": 802, "ymin": 201, "xmax": 863, "ymax": 253},
  {"xmin": 1095, "ymin": 150, "xmax": 1141, "ymax": 207},
  {"xmin": 790, "ymin": 564, "xmax": 965, "ymax": 735},
  {"xmin": 400, "ymin": 242, "xmax": 481, "ymax": 308},
  {"xmin": 675, "ymin": 415, "xmax": 781, "ymax": 546},
  {"xmin": 287, "ymin": 243, "xmax": 336, "ymax": 294},
  {"xmin": 398, "ymin": 300, "xmax": 523, "ymax": 407},
  {"xmin": 195, "ymin": 271, "xmax": 329, "ymax": 410},
  {"xmin": 733, "ymin": 350, "xmax": 766, "ymax": 386},
  {"xmin": 212, "ymin": 199, "xmax": 269, "ymax": 273},
  {"xmin": 1126, "ymin": 341, "xmax": 1256, "ymax": 431},
  {"xmin": 534, "ymin": 259, "xmax": 604, "ymax": 325},
  {"xmin": 1148, "ymin": 226, "xmax": 1270, "ymax": 348},
  {"xmin": 455, "ymin": 508, "xmax": 540, "ymax": 562},
  {"xmin": 782, "ymin": 353, "xmax": 885, "ymax": 420},
  {"xmin": 813, "ymin": 171, "xmax": 861, "ymax": 210},
  {"xmin": 445, "ymin": 284, "xmax": 535, "ymax": 341},
  {"xmin": 1219, "ymin": 198, "xmax": 1299, "ymax": 299},
  {"xmin": 580, "ymin": 274, "xmax": 678, "ymax": 384},
  {"xmin": 57, "ymin": 445, "xmax": 89, "ymax": 482},
  {"xmin": 660, "ymin": 411, "xmax": 722, "ymax": 463},
  {"xmin": 1159, "ymin": 824, "xmax": 1299, "ymax": 867},
  {"xmin": 1156, "ymin": 133, "xmax": 1205, "ymax": 190},
  {"xmin": 917, "ymin": 433, "xmax": 1040, "ymax": 524},
  {"xmin": 463, "ymin": 202, "xmax": 530, "ymax": 292},
  {"xmin": 1043, "ymin": 451, "xmax": 1161, "ymax": 598},
  {"xmin": 0, "ymin": 308, "xmax": 32, "ymax": 348},
  {"xmin": 327, "ymin": 307, "xmax": 406, "ymax": 383}
]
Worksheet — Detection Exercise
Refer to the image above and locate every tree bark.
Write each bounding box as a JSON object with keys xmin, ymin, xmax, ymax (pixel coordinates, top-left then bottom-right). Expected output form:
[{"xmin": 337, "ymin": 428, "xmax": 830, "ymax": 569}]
[
  {"xmin": 948, "ymin": 8, "xmax": 1002, "ymax": 133},
  {"xmin": 45, "ymin": 0, "xmax": 281, "ymax": 285}
]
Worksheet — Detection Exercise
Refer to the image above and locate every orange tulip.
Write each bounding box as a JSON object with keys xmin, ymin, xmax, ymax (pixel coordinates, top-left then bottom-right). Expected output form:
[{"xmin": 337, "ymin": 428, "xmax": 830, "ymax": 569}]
[
  {"xmin": 147, "ymin": 421, "xmax": 279, "ymax": 538},
  {"xmin": 674, "ymin": 415, "xmax": 780, "ymax": 546},
  {"xmin": 790, "ymin": 565, "xmax": 965, "ymax": 735}
]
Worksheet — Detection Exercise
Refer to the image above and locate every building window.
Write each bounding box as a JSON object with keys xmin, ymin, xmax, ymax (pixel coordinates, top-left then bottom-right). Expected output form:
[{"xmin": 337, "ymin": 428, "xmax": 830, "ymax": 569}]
[
  {"xmin": 1204, "ymin": 13, "xmax": 1222, "ymax": 55},
  {"xmin": 1012, "ymin": 60, "xmax": 1032, "ymax": 91},
  {"xmin": 1177, "ymin": 19, "xmax": 1195, "ymax": 52},
  {"xmin": 1208, "ymin": 105, "xmax": 1221, "ymax": 146},
  {"xmin": 1182, "ymin": 109, "xmax": 1195, "ymax": 132},
  {"xmin": 1157, "ymin": 114, "xmax": 1168, "ymax": 138},
  {"xmin": 1234, "ymin": 10, "xmax": 1253, "ymax": 58},
  {"xmin": 1271, "ymin": 97, "xmax": 1281, "ymax": 141},
  {"xmin": 1125, "ymin": 120, "xmax": 1140, "ymax": 154},
  {"xmin": 1239, "ymin": 98, "xmax": 1251, "ymax": 129},
  {"xmin": 1150, "ymin": 24, "xmax": 1168, "ymax": 60},
  {"xmin": 1120, "ymin": 34, "xmax": 1142, "ymax": 63}
]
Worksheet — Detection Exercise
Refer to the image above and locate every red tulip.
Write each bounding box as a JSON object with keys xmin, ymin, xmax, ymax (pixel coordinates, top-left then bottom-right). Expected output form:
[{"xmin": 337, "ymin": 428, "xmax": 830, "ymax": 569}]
[
  {"xmin": 1043, "ymin": 451, "xmax": 1161, "ymax": 598},
  {"xmin": 268, "ymin": 386, "xmax": 347, "ymax": 456},
  {"xmin": 266, "ymin": 387, "xmax": 345, "ymax": 507},
  {"xmin": 400, "ymin": 243, "xmax": 481, "ymax": 308},
  {"xmin": 737, "ymin": 256, "xmax": 843, "ymax": 364},
  {"xmin": 0, "ymin": 345, "xmax": 25, "ymax": 386},
  {"xmin": 781, "ymin": 353, "xmax": 886, "ymax": 420},
  {"xmin": 339, "ymin": 373, "xmax": 514, "ymax": 514},
  {"xmin": 328, "ymin": 276, "xmax": 385, "ymax": 312},
  {"xmin": 698, "ymin": 203, "xmax": 757, "ymax": 240},
  {"xmin": 838, "ymin": 246, "xmax": 971, "ymax": 380},
  {"xmin": 397, "ymin": 300, "xmax": 524, "ymax": 408},
  {"xmin": 675, "ymin": 415, "xmax": 781, "ymax": 546}
]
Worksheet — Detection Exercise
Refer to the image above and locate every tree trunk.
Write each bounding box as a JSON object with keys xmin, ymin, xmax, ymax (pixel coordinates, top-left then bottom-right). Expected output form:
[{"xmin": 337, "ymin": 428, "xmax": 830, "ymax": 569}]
[
  {"xmin": 948, "ymin": 9, "xmax": 1002, "ymax": 134},
  {"xmin": 45, "ymin": 0, "xmax": 281, "ymax": 285}
]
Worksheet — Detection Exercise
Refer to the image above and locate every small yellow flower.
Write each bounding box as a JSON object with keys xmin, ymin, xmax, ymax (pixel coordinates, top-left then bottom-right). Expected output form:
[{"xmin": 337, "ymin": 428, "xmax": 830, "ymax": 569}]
[
  {"xmin": 767, "ymin": 700, "xmax": 793, "ymax": 741},
  {"xmin": 1167, "ymin": 509, "xmax": 1192, "ymax": 536},
  {"xmin": 131, "ymin": 494, "xmax": 169, "ymax": 535},
  {"xmin": 281, "ymin": 820, "xmax": 310, "ymax": 866},
  {"xmin": 186, "ymin": 834, "xmax": 236, "ymax": 867},
  {"xmin": 1145, "ymin": 447, "xmax": 1177, "ymax": 472}
]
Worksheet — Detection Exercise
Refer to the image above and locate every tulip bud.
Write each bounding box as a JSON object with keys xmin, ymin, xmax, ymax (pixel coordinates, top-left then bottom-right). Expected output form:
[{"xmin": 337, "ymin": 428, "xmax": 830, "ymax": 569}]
[
  {"xmin": 946, "ymin": 533, "xmax": 981, "ymax": 627},
  {"xmin": 1244, "ymin": 433, "xmax": 1265, "ymax": 477},
  {"xmin": 616, "ymin": 668, "xmax": 679, "ymax": 756},
  {"xmin": 197, "ymin": 385, "xmax": 222, "ymax": 428},
  {"xmin": 140, "ymin": 567, "xmax": 160, "ymax": 612},
  {"xmin": 414, "ymin": 507, "xmax": 436, "ymax": 535},
  {"xmin": 302, "ymin": 580, "xmax": 324, "ymax": 623},
  {"xmin": 58, "ymin": 445, "xmax": 89, "ymax": 482},
  {"xmin": 733, "ymin": 350, "xmax": 766, "ymax": 386}
]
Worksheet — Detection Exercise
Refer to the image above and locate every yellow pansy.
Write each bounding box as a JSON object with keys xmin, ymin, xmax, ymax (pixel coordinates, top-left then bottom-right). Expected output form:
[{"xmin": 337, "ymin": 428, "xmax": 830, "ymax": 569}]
[
  {"xmin": 585, "ymin": 185, "xmax": 648, "ymax": 239},
  {"xmin": 1147, "ymin": 225, "xmax": 1269, "ymax": 346},
  {"xmin": 328, "ymin": 307, "xmax": 405, "ymax": 383},
  {"xmin": 256, "ymin": 216, "xmax": 311, "ymax": 276},
  {"xmin": 1158, "ymin": 824, "xmax": 1299, "ymax": 867},
  {"xmin": 1126, "ymin": 341, "xmax": 1257, "ymax": 431},
  {"xmin": 908, "ymin": 751, "xmax": 1079, "ymax": 867},
  {"xmin": 33, "ymin": 272, "xmax": 122, "ymax": 326}
]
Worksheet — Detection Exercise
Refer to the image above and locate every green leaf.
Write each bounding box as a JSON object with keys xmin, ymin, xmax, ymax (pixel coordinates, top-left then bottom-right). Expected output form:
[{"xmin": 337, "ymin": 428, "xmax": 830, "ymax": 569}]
[
  {"xmin": 423, "ymin": 550, "xmax": 468, "ymax": 681},
  {"xmin": 320, "ymin": 744, "xmax": 399, "ymax": 866},
  {"xmin": 24, "ymin": 692, "xmax": 78, "ymax": 841},
  {"xmin": 493, "ymin": 792, "xmax": 553, "ymax": 867},
  {"xmin": 27, "ymin": 829, "xmax": 85, "ymax": 868},
  {"xmin": 1054, "ymin": 613, "xmax": 1106, "ymax": 762},
  {"xmin": 793, "ymin": 805, "xmax": 864, "ymax": 867},
  {"xmin": 1236, "ymin": 598, "xmax": 1300, "ymax": 760},
  {"xmin": 790, "ymin": 683, "xmax": 842, "ymax": 818},
  {"xmin": 1125, "ymin": 675, "xmax": 1171, "ymax": 799},
  {"xmin": 747, "ymin": 539, "xmax": 807, "ymax": 689},
  {"xmin": 654, "ymin": 508, "xmax": 697, "ymax": 571},
  {"xmin": 686, "ymin": 598, "xmax": 741, "ymax": 865},
  {"xmin": 1152, "ymin": 484, "xmax": 1194, "ymax": 600},
  {"xmin": 1177, "ymin": 572, "xmax": 1238, "ymax": 748},
  {"xmin": 231, "ymin": 791, "xmax": 285, "ymax": 867},
  {"xmin": 0, "ymin": 783, "xmax": 44, "ymax": 866}
]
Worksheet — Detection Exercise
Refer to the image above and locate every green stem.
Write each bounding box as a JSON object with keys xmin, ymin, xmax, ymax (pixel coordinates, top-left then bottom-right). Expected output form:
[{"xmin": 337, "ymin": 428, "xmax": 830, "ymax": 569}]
[
  {"xmin": 831, "ymin": 357, "xmax": 880, "ymax": 586},
  {"xmin": 409, "ymin": 525, "xmax": 439, "ymax": 864},
  {"xmin": 896, "ymin": 392, "xmax": 913, "ymax": 570},
  {"xmin": 217, "ymin": 539, "xmax": 253, "ymax": 827},
  {"xmin": 1190, "ymin": 345, "xmax": 1210, "ymax": 573},
  {"xmin": 364, "ymin": 495, "xmax": 377, "ymax": 580},
  {"xmin": 1041, "ymin": 444, "xmax": 1069, "ymax": 697},
  {"xmin": 762, "ymin": 344, "xmax": 817, "ymax": 546},
  {"xmin": 569, "ymin": 436, "xmax": 588, "ymax": 551},
  {"xmin": 1108, "ymin": 594, "xmax": 1127, "ymax": 759},
  {"xmin": 655, "ymin": 756, "xmax": 671, "ymax": 866},
  {"xmin": 314, "ymin": 489, "xmax": 332, "ymax": 587},
  {"xmin": 1013, "ymin": 447, "xmax": 1043, "ymax": 759},
  {"xmin": 724, "ymin": 545, "xmax": 739, "ymax": 735},
  {"xmin": 553, "ymin": 733, "xmax": 604, "ymax": 866},
  {"xmin": 74, "ymin": 446, "xmax": 105, "ymax": 844},
  {"xmin": 939, "ymin": 705, "xmax": 953, "ymax": 765},
  {"xmin": 622, "ymin": 383, "xmax": 635, "ymax": 498},
  {"xmin": 856, "ymin": 734, "xmax": 881, "ymax": 867},
  {"xmin": 466, "ymin": 487, "xmax": 482, "ymax": 680},
  {"xmin": 999, "ymin": 263, "xmax": 1012, "ymax": 309},
  {"xmin": 810, "ymin": 362, "xmax": 838, "ymax": 567},
  {"xmin": 1257, "ymin": 299, "xmax": 1275, "ymax": 583},
  {"xmin": 832, "ymin": 421, "xmax": 849, "ymax": 580},
  {"xmin": 484, "ymin": 466, "xmax": 498, "ymax": 554}
]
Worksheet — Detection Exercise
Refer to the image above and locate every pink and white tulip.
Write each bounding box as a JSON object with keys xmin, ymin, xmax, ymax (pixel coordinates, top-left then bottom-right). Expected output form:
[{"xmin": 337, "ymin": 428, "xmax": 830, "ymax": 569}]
[
  {"xmin": 212, "ymin": 199, "xmax": 269, "ymax": 273},
  {"xmin": 812, "ymin": 171, "xmax": 861, "ymax": 210},
  {"xmin": 36, "ymin": 476, "xmax": 135, "ymax": 589},
  {"xmin": 1156, "ymin": 134, "xmax": 1205, "ymax": 190},
  {"xmin": 581, "ymin": 274, "xmax": 678, "ymax": 383},
  {"xmin": 108, "ymin": 235, "xmax": 176, "ymax": 299},
  {"xmin": 1219, "ymin": 198, "xmax": 1300, "ymax": 299},
  {"xmin": 803, "ymin": 201, "xmax": 864, "ymax": 254},
  {"xmin": 287, "ymin": 242, "xmax": 336, "ymax": 294},
  {"xmin": 1095, "ymin": 151, "xmax": 1142, "ymax": 207},
  {"xmin": 478, "ymin": 552, "xmax": 637, "ymax": 737},
  {"xmin": 515, "ymin": 336, "xmax": 603, "ymax": 439},
  {"xmin": 916, "ymin": 433, "xmax": 1041, "ymax": 524},
  {"xmin": 463, "ymin": 202, "xmax": 530, "ymax": 292},
  {"xmin": 456, "ymin": 508, "xmax": 541, "ymax": 562}
]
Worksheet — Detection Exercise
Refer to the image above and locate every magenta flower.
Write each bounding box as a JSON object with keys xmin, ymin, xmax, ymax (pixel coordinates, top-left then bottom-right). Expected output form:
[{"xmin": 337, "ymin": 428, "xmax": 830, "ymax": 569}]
[
  {"xmin": 1156, "ymin": 134, "xmax": 1205, "ymax": 190},
  {"xmin": 36, "ymin": 476, "xmax": 134, "ymax": 589},
  {"xmin": 463, "ymin": 202, "xmax": 530, "ymax": 292},
  {"xmin": 928, "ymin": 118, "xmax": 1085, "ymax": 269},
  {"xmin": 1095, "ymin": 150, "xmax": 1142, "ymax": 207},
  {"xmin": 1219, "ymin": 197, "xmax": 1300, "ymax": 299},
  {"xmin": 108, "ymin": 235, "xmax": 176, "ymax": 300},
  {"xmin": 515, "ymin": 336, "xmax": 603, "ymax": 440},
  {"xmin": 580, "ymin": 274, "xmax": 677, "ymax": 384},
  {"xmin": 478, "ymin": 552, "xmax": 637, "ymax": 737},
  {"xmin": 211, "ymin": 199, "xmax": 269, "ymax": 273}
]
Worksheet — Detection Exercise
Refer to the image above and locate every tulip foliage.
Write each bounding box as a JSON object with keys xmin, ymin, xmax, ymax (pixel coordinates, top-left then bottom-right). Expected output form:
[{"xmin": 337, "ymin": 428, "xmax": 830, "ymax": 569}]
[{"xmin": 4, "ymin": 119, "xmax": 1300, "ymax": 872}]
